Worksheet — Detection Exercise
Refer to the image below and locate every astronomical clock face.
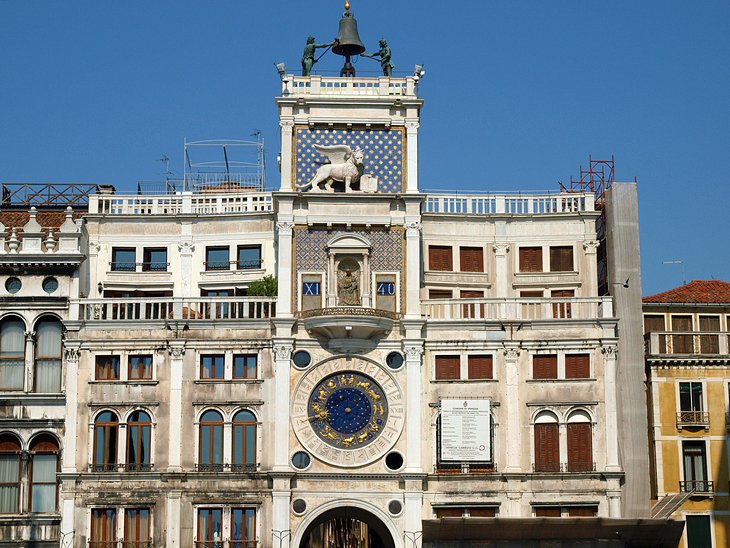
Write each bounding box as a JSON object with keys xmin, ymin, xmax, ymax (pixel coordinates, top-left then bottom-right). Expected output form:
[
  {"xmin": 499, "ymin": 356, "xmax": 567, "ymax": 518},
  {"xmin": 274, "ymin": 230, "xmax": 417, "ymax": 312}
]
[{"xmin": 292, "ymin": 357, "xmax": 405, "ymax": 467}]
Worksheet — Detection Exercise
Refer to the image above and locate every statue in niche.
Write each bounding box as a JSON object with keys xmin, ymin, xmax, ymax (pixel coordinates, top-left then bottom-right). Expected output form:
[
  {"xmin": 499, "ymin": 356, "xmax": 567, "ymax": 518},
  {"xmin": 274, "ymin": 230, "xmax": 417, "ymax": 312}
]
[{"xmin": 337, "ymin": 266, "xmax": 361, "ymax": 306}]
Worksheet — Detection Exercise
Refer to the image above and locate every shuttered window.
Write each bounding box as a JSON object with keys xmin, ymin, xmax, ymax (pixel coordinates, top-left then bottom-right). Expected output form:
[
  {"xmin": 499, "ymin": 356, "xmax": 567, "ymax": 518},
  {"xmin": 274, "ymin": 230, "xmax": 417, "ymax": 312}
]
[
  {"xmin": 565, "ymin": 354, "xmax": 590, "ymax": 379},
  {"xmin": 671, "ymin": 315, "xmax": 693, "ymax": 354},
  {"xmin": 699, "ymin": 316, "xmax": 720, "ymax": 354},
  {"xmin": 435, "ymin": 355, "xmax": 460, "ymax": 380},
  {"xmin": 567, "ymin": 506, "xmax": 597, "ymax": 517},
  {"xmin": 567, "ymin": 423, "xmax": 593, "ymax": 472},
  {"xmin": 549, "ymin": 246, "xmax": 574, "ymax": 272},
  {"xmin": 519, "ymin": 247, "xmax": 542, "ymax": 272},
  {"xmin": 429, "ymin": 246, "xmax": 453, "ymax": 271},
  {"xmin": 534, "ymin": 506, "xmax": 561, "ymax": 517},
  {"xmin": 460, "ymin": 290, "xmax": 484, "ymax": 319},
  {"xmin": 644, "ymin": 314, "xmax": 667, "ymax": 353},
  {"xmin": 533, "ymin": 355, "xmax": 557, "ymax": 379},
  {"xmin": 459, "ymin": 247, "xmax": 484, "ymax": 272},
  {"xmin": 534, "ymin": 423, "xmax": 560, "ymax": 472},
  {"xmin": 435, "ymin": 508, "xmax": 463, "ymax": 518},
  {"xmin": 468, "ymin": 507, "xmax": 496, "ymax": 517},
  {"xmin": 429, "ymin": 289, "xmax": 452, "ymax": 299},
  {"xmin": 552, "ymin": 289, "xmax": 574, "ymax": 319},
  {"xmin": 468, "ymin": 355, "xmax": 493, "ymax": 380}
]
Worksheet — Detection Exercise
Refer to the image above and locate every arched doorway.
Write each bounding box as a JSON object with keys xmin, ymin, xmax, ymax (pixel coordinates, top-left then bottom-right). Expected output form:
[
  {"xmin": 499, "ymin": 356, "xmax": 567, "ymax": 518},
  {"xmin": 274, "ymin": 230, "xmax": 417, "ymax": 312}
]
[{"xmin": 298, "ymin": 505, "xmax": 397, "ymax": 548}]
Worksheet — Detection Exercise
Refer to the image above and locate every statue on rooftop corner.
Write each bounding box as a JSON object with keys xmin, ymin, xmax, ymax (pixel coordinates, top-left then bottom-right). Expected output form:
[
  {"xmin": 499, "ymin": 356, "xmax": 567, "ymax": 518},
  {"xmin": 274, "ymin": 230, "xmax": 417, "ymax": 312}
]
[
  {"xmin": 297, "ymin": 144, "xmax": 365, "ymax": 193},
  {"xmin": 362, "ymin": 39, "xmax": 394, "ymax": 77},
  {"xmin": 301, "ymin": 36, "xmax": 337, "ymax": 76}
]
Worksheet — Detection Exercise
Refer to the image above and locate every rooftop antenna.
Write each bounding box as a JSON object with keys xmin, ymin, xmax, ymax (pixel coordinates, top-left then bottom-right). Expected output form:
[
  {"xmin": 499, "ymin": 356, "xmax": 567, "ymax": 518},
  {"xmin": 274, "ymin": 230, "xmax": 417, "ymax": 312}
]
[{"xmin": 663, "ymin": 260, "xmax": 686, "ymax": 285}]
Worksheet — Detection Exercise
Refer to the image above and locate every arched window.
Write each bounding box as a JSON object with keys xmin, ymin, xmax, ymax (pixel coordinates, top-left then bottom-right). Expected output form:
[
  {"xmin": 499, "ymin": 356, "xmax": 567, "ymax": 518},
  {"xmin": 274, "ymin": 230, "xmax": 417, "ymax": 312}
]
[
  {"xmin": 34, "ymin": 317, "xmax": 63, "ymax": 393},
  {"xmin": 534, "ymin": 411, "xmax": 560, "ymax": 472},
  {"xmin": 0, "ymin": 317, "xmax": 25, "ymax": 390},
  {"xmin": 29, "ymin": 435, "xmax": 59, "ymax": 513},
  {"xmin": 93, "ymin": 411, "xmax": 119, "ymax": 472},
  {"xmin": 567, "ymin": 411, "xmax": 593, "ymax": 472},
  {"xmin": 199, "ymin": 410, "xmax": 223, "ymax": 471},
  {"xmin": 0, "ymin": 434, "xmax": 21, "ymax": 513},
  {"xmin": 127, "ymin": 411, "xmax": 152, "ymax": 472},
  {"xmin": 232, "ymin": 410, "xmax": 257, "ymax": 472}
]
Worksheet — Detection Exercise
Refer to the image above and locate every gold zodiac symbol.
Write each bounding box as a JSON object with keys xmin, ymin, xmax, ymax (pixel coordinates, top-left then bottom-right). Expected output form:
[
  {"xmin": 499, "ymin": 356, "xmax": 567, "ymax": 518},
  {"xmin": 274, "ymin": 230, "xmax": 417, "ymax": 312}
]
[
  {"xmin": 356, "ymin": 381, "xmax": 370, "ymax": 389},
  {"xmin": 358, "ymin": 432, "xmax": 369, "ymax": 442},
  {"xmin": 369, "ymin": 422, "xmax": 379, "ymax": 432},
  {"xmin": 367, "ymin": 389, "xmax": 381, "ymax": 401},
  {"xmin": 342, "ymin": 435, "xmax": 355, "ymax": 446},
  {"xmin": 327, "ymin": 380, "xmax": 336, "ymax": 389}
]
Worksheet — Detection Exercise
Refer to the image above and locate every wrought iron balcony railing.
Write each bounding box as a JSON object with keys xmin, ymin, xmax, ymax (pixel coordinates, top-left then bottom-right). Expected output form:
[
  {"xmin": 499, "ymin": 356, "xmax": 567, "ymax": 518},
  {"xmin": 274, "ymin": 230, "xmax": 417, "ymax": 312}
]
[
  {"xmin": 193, "ymin": 540, "xmax": 257, "ymax": 548},
  {"xmin": 88, "ymin": 463, "xmax": 154, "ymax": 473},
  {"xmin": 676, "ymin": 411, "xmax": 710, "ymax": 430},
  {"xmin": 680, "ymin": 480, "xmax": 714, "ymax": 494},
  {"xmin": 88, "ymin": 541, "xmax": 153, "ymax": 548},
  {"xmin": 195, "ymin": 463, "xmax": 259, "ymax": 473}
]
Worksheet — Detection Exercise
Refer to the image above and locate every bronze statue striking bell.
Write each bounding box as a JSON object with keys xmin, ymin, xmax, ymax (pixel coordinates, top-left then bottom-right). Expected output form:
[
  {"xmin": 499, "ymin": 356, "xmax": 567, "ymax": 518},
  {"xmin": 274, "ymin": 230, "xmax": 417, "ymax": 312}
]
[{"xmin": 332, "ymin": 10, "xmax": 365, "ymax": 76}]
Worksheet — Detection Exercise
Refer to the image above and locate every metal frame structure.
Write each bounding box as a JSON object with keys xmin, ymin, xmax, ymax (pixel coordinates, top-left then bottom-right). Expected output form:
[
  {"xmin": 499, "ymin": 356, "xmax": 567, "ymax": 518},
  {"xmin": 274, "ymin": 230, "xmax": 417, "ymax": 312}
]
[
  {"xmin": 183, "ymin": 137, "xmax": 266, "ymax": 193},
  {"xmin": 1, "ymin": 183, "xmax": 98, "ymax": 209}
]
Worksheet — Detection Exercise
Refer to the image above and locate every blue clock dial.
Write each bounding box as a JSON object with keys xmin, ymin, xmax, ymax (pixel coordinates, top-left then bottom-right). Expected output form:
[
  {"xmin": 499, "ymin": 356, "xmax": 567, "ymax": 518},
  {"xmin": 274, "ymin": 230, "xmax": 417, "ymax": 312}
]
[{"xmin": 307, "ymin": 372, "xmax": 388, "ymax": 449}]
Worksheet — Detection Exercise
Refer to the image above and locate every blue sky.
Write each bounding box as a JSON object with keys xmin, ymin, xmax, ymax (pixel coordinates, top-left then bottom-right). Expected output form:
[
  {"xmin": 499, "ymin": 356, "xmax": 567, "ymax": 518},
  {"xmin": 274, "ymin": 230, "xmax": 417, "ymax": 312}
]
[{"xmin": 1, "ymin": 1, "xmax": 728, "ymax": 295}]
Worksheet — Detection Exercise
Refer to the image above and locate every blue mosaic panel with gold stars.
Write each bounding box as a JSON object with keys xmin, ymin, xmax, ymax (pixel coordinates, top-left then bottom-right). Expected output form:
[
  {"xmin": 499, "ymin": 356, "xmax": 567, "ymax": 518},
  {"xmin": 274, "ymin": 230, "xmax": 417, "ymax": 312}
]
[{"xmin": 294, "ymin": 127, "xmax": 404, "ymax": 194}]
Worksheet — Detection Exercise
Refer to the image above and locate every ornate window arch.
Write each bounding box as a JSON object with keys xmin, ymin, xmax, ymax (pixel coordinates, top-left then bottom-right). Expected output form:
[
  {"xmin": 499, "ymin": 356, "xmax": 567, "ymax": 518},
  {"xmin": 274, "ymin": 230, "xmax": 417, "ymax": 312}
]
[
  {"xmin": 93, "ymin": 410, "xmax": 119, "ymax": 472},
  {"xmin": 126, "ymin": 410, "xmax": 152, "ymax": 472},
  {"xmin": 33, "ymin": 315, "xmax": 63, "ymax": 393},
  {"xmin": 566, "ymin": 410, "xmax": 593, "ymax": 472},
  {"xmin": 199, "ymin": 410, "xmax": 224, "ymax": 472},
  {"xmin": 533, "ymin": 411, "xmax": 560, "ymax": 472},
  {"xmin": 0, "ymin": 315, "xmax": 26, "ymax": 391},
  {"xmin": 232, "ymin": 410, "xmax": 257, "ymax": 472},
  {"xmin": 0, "ymin": 433, "xmax": 21, "ymax": 513},
  {"xmin": 28, "ymin": 433, "xmax": 59, "ymax": 513}
]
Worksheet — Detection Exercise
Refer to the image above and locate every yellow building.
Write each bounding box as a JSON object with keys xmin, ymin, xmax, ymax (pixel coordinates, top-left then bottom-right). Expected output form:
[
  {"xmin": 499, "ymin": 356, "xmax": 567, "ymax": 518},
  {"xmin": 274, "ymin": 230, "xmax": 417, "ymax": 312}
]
[{"xmin": 645, "ymin": 280, "xmax": 730, "ymax": 547}]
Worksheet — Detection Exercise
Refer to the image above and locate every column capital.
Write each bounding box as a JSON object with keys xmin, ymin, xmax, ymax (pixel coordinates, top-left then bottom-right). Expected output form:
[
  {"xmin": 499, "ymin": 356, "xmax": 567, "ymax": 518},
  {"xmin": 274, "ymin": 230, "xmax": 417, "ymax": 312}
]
[
  {"xmin": 168, "ymin": 343, "xmax": 186, "ymax": 359},
  {"xmin": 583, "ymin": 240, "xmax": 600, "ymax": 253},
  {"xmin": 502, "ymin": 346, "xmax": 521, "ymax": 360},
  {"xmin": 492, "ymin": 242, "xmax": 511, "ymax": 256},
  {"xmin": 404, "ymin": 221, "xmax": 422, "ymax": 238},
  {"xmin": 403, "ymin": 344, "xmax": 424, "ymax": 361},
  {"xmin": 273, "ymin": 344, "xmax": 293, "ymax": 361},
  {"xmin": 64, "ymin": 346, "xmax": 81, "ymax": 362},
  {"xmin": 277, "ymin": 222, "xmax": 294, "ymax": 236},
  {"xmin": 280, "ymin": 119, "xmax": 295, "ymax": 130},
  {"xmin": 178, "ymin": 241, "xmax": 195, "ymax": 254},
  {"xmin": 600, "ymin": 345, "xmax": 618, "ymax": 357},
  {"xmin": 24, "ymin": 331, "xmax": 36, "ymax": 342},
  {"xmin": 405, "ymin": 120, "xmax": 420, "ymax": 131}
]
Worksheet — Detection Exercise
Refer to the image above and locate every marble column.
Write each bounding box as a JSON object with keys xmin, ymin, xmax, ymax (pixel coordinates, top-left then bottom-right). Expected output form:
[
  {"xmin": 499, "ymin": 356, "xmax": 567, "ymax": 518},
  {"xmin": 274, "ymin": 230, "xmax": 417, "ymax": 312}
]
[
  {"xmin": 602, "ymin": 345, "xmax": 621, "ymax": 472},
  {"xmin": 403, "ymin": 342, "xmax": 424, "ymax": 472},
  {"xmin": 167, "ymin": 343, "xmax": 185, "ymax": 472},
  {"xmin": 503, "ymin": 347, "xmax": 522, "ymax": 472}
]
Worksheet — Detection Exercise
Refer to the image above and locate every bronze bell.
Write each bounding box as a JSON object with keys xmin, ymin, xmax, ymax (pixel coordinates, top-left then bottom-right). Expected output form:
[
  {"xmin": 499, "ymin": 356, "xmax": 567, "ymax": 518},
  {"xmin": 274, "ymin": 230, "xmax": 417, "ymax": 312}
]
[{"xmin": 332, "ymin": 10, "xmax": 365, "ymax": 77}]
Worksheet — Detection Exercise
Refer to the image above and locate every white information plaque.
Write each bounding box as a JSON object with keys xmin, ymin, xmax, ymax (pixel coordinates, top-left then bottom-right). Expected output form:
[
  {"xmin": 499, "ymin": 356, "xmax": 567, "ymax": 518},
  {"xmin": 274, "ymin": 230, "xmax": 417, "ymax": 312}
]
[{"xmin": 440, "ymin": 399, "xmax": 491, "ymax": 461}]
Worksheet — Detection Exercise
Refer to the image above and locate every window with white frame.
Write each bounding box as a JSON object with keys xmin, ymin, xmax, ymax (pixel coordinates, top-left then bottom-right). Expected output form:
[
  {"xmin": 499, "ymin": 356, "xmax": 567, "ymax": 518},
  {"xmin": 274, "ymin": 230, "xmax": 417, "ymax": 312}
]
[
  {"xmin": 90, "ymin": 506, "xmax": 152, "ymax": 547},
  {"xmin": 533, "ymin": 409, "xmax": 594, "ymax": 473},
  {"xmin": 92, "ymin": 409, "xmax": 155, "ymax": 472},
  {"xmin": 0, "ymin": 433, "xmax": 59, "ymax": 515},
  {"xmin": 197, "ymin": 409, "xmax": 259, "ymax": 473},
  {"xmin": 195, "ymin": 506, "xmax": 257, "ymax": 547},
  {"xmin": 94, "ymin": 352, "xmax": 155, "ymax": 383},
  {"xmin": 530, "ymin": 352, "xmax": 593, "ymax": 381},
  {"xmin": 34, "ymin": 317, "xmax": 63, "ymax": 393},
  {"xmin": 197, "ymin": 352, "xmax": 259, "ymax": 381},
  {"xmin": 678, "ymin": 381, "xmax": 706, "ymax": 427},
  {"xmin": 0, "ymin": 316, "xmax": 25, "ymax": 390}
]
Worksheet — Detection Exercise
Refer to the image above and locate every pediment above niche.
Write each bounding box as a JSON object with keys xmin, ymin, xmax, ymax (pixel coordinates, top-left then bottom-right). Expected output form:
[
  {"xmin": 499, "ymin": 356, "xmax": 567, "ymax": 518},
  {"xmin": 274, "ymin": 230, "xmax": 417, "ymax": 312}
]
[{"xmin": 326, "ymin": 233, "xmax": 371, "ymax": 254}]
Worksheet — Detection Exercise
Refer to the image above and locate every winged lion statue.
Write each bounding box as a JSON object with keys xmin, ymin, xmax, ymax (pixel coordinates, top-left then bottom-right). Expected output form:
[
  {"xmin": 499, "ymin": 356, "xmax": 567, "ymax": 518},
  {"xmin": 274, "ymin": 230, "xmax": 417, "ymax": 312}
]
[{"xmin": 297, "ymin": 144, "xmax": 365, "ymax": 192}]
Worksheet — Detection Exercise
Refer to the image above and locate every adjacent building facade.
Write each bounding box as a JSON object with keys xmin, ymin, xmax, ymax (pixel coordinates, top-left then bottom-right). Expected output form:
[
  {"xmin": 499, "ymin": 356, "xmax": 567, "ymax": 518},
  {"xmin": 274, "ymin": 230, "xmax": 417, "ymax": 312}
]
[{"xmin": 645, "ymin": 280, "xmax": 730, "ymax": 548}]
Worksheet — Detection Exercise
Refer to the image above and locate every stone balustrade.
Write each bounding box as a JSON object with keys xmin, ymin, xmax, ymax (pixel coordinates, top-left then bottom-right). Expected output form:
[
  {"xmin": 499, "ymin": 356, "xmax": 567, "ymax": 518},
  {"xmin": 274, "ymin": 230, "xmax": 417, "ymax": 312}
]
[
  {"xmin": 423, "ymin": 192, "xmax": 595, "ymax": 215},
  {"xmin": 88, "ymin": 192, "xmax": 273, "ymax": 215},
  {"xmin": 0, "ymin": 206, "xmax": 82, "ymax": 255}
]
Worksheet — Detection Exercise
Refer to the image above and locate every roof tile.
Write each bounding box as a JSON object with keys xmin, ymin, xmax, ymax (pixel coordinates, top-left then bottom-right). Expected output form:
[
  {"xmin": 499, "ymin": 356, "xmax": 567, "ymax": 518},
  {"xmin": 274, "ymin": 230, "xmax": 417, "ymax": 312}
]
[{"xmin": 643, "ymin": 280, "xmax": 730, "ymax": 304}]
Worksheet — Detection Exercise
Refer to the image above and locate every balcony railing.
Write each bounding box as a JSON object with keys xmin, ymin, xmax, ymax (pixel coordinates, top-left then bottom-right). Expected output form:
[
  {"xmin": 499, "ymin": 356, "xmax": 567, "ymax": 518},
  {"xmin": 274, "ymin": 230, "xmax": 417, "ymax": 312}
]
[
  {"xmin": 423, "ymin": 192, "xmax": 594, "ymax": 215},
  {"xmin": 644, "ymin": 332, "xmax": 730, "ymax": 356},
  {"xmin": 74, "ymin": 297, "xmax": 276, "ymax": 322},
  {"xmin": 436, "ymin": 462, "xmax": 496, "ymax": 474},
  {"xmin": 195, "ymin": 463, "xmax": 259, "ymax": 473},
  {"xmin": 680, "ymin": 480, "xmax": 714, "ymax": 494},
  {"xmin": 89, "ymin": 542, "xmax": 153, "ymax": 548},
  {"xmin": 194, "ymin": 541, "xmax": 257, "ymax": 548},
  {"xmin": 88, "ymin": 463, "xmax": 154, "ymax": 473},
  {"xmin": 676, "ymin": 411, "xmax": 710, "ymax": 430},
  {"xmin": 109, "ymin": 261, "xmax": 169, "ymax": 272},
  {"xmin": 422, "ymin": 297, "xmax": 613, "ymax": 321},
  {"xmin": 203, "ymin": 259, "xmax": 263, "ymax": 271},
  {"xmin": 89, "ymin": 192, "xmax": 273, "ymax": 215}
]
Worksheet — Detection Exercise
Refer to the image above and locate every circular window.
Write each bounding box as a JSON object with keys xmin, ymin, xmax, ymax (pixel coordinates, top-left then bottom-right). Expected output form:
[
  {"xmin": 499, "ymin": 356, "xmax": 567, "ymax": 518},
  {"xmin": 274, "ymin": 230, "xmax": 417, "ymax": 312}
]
[
  {"xmin": 292, "ymin": 498, "xmax": 307, "ymax": 515},
  {"xmin": 292, "ymin": 350, "xmax": 312, "ymax": 368},
  {"xmin": 42, "ymin": 277, "xmax": 59, "ymax": 294},
  {"xmin": 386, "ymin": 351, "xmax": 404, "ymax": 369},
  {"xmin": 388, "ymin": 500, "xmax": 403, "ymax": 516},
  {"xmin": 4, "ymin": 277, "xmax": 21, "ymax": 294},
  {"xmin": 384, "ymin": 451, "xmax": 404, "ymax": 471},
  {"xmin": 291, "ymin": 451, "xmax": 311, "ymax": 470}
]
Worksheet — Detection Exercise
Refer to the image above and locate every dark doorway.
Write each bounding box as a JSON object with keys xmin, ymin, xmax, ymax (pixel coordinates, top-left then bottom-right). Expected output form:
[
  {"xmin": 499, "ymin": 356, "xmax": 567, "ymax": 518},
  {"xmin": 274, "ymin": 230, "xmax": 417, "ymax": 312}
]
[{"xmin": 299, "ymin": 507, "xmax": 395, "ymax": 548}]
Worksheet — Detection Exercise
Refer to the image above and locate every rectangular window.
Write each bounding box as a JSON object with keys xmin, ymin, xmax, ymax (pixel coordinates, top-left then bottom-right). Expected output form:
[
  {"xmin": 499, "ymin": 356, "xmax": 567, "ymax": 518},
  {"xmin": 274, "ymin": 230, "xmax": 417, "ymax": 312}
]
[
  {"xmin": 699, "ymin": 315, "xmax": 720, "ymax": 354},
  {"xmin": 237, "ymin": 245, "xmax": 262, "ymax": 270},
  {"xmin": 231, "ymin": 508, "xmax": 257, "ymax": 544},
  {"xmin": 671, "ymin": 315, "xmax": 693, "ymax": 353},
  {"xmin": 549, "ymin": 246, "xmax": 574, "ymax": 272},
  {"xmin": 0, "ymin": 453, "xmax": 19, "ymax": 513},
  {"xmin": 111, "ymin": 247, "xmax": 136, "ymax": 272},
  {"xmin": 124, "ymin": 508, "xmax": 151, "ymax": 545},
  {"xmin": 686, "ymin": 515, "xmax": 712, "ymax": 548},
  {"xmin": 435, "ymin": 508, "xmax": 463, "ymax": 518},
  {"xmin": 566, "ymin": 423, "xmax": 593, "ymax": 472},
  {"xmin": 30, "ymin": 453, "xmax": 56, "ymax": 513},
  {"xmin": 644, "ymin": 314, "xmax": 667, "ymax": 353},
  {"xmin": 205, "ymin": 247, "xmax": 230, "ymax": 271},
  {"xmin": 565, "ymin": 354, "xmax": 590, "ymax": 379},
  {"xmin": 142, "ymin": 247, "xmax": 167, "ymax": 272},
  {"xmin": 128, "ymin": 355, "xmax": 153, "ymax": 381},
  {"xmin": 534, "ymin": 423, "xmax": 560, "ymax": 472},
  {"xmin": 200, "ymin": 355, "xmax": 224, "ymax": 380},
  {"xmin": 429, "ymin": 289, "xmax": 452, "ymax": 299},
  {"xmin": 459, "ymin": 247, "xmax": 484, "ymax": 272},
  {"xmin": 679, "ymin": 382, "xmax": 703, "ymax": 412},
  {"xmin": 95, "ymin": 356, "xmax": 120, "ymax": 381},
  {"xmin": 467, "ymin": 355, "xmax": 493, "ymax": 380},
  {"xmin": 429, "ymin": 245, "xmax": 453, "ymax": 271},
  {"xmin": 534, "ymin": 506, "xmax": 561, "ymax": 517},
  {"xmin": 682, "ymin": 440, "xmax": 709, "ymax": 492},
  {"xmin": 551, "ymin": 289, "xmax": 574, "ymax": 319},
  {"xmin": 91, "ymin": 508, "xmax": 117, "ymax": 545},
  {"xmin": 460, "ymin": 290, "xmax": 484, "ymax": 319},
  {"xmin": 533, "ymin": 355, "xmax": 557, "ymax": 380},
  {"xmin": 519, "ymin": 247, "xmax": 542, "ymax": 272},
  {"xmin": 468, "ymin": 507, "xmax": 497, "ymax": 517},
  {"xmin": 197, "ymin": 508, "xmax": 223, "ymax": 544},
  {"xmin": 233, "ymin": 355, "xmax": 257, "ymax": 380},
  {"xmin": 566, "ymin": 506, "xmax": 597, "ymax": 517},
  {"xmin": 435, "ymin": 355, "xmax": 460, "ymax": 380}
]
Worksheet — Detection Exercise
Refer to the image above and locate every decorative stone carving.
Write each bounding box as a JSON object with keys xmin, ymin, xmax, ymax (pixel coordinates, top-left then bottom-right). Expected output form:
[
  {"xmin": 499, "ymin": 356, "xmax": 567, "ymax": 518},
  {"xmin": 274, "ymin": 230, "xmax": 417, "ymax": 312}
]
[
  {"xmin": 64, "ymin": 347, "xmax": 81, "ymax": 361},
  {"xmin": 296, "ymin": 145, "xmax": 364, "ymax": 193},
  {"xmin": 403, "ymin": 345, "xmax": 424, "ymax": 361},
  {"xmin": 25, "ymin": 331, "xmax": 36, "ymax": 343},
  {"xmin": 273, "ymin": 344, "xmax": 293, "ymax": 361},
  {"xmin": 89, "ymin": 241, "xmax": 102, "ymax": 254},
  {"xmin": 279, "ymin": 119, "xmax": 295, "ymax": 130},
  {"xmin": 178, "ymin": 241, "xmax": 195, "ymax": 254},
  {"xmin": 7, "ymin": 229, "xmax": 19, "ymax": 254},
  {"xmin": 405, "ymin": 120, "xmax": 420, "ymax": 131},
  {"xmin": 168, "ymin": 345, "xmax": 186, "ymax": 359},
  {"xmin": 583, "ymin": 240, "xmax": 600, "ymax": 253},
  {"xmin": 492, "ymin": 243, "xmax": 510, "ymax": 255},
  {"xmin": 404, "ymin": 222, "xmax": 422, "ymax": 238},
  {"xmin": 59, "ymin": 207, "xmax": 76, "ymax": 233},
  {"xmin": 276, "ymin": 222, "xmax": 294, "ymax": 236},
  {"xmin": 44, "ymin": 229, "xmax": 57, "ymax": 252},
  {"xmin": 600, "ymin": 345, "xmax": 618, "ymax": 357},
  {"xmin": 337, "ymin": 263, "xmax": 361, "ymax": 306},
  {"xmin": 502, "ymin": 347, "xmax": 521, "ymax": 360},
  {"xmin": 23, "ymin": 207, "xmax": 42, "ymax": 233}
]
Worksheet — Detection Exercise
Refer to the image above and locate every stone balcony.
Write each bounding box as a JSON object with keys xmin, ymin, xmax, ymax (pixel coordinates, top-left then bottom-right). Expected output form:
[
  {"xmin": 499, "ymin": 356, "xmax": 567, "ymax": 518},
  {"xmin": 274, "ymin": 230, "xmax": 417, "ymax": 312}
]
[
  {"xmin": 644, "ymin": 331, "xmax": 730, "ymax": 358},
  {"xmin": 421, "ymin": 297, "xmax": 613, "ymax": 322},
  {"xmin": 299, "ymin": 307, "xmax": 397, "ymax": 349}
]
